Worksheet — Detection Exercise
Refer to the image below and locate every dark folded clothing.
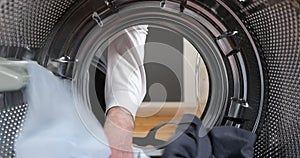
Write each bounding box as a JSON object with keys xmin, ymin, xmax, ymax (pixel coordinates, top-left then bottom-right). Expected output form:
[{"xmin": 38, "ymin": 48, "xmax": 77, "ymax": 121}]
[{"xmin": 162, "ymin": 114, "xmax": 256, "ymax": 158}]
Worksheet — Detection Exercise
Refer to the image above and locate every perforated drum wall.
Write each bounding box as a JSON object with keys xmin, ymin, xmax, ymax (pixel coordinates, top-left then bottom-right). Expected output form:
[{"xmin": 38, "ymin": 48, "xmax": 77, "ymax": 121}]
[
  {"xmin": 0, "ymin": 0, "xmax": 75, "ymax": 48},
  {"xmin": 0, "ymin": 1, "xmax": 76, "ymax": 157},
  {"xmin": 238, "ymin": 1, "xmax": 300, "ymax": 157},
  {"xmin": 0, "ymin": 104, "xmax": 27, "ymax": 157}
]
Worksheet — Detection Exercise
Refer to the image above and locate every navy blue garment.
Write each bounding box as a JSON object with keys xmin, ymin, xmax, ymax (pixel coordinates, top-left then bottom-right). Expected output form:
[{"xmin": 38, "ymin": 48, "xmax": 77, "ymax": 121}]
[{"xmin": 162, "ymin": 114, "xmax": 256, "ymax": 158}]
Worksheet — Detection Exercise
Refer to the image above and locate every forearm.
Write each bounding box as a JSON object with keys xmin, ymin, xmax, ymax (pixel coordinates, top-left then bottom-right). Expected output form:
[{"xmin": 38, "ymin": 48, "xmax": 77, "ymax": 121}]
[
  {"xmin": 105, "ymin": 106, "xmax": 134, "ymax": 132},
  {"xmin": 104, "ymin": 107, "xmax": 135, "ymax": 157}
]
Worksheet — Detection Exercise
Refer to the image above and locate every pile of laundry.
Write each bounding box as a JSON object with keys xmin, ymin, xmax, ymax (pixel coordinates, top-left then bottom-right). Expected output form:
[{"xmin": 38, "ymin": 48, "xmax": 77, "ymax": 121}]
[
  {"xmin": 163, "ymin": 114, "xmax": 256, "ymax": 158},
  {"xmin": 13, "ymin": 62, "xmax": 255, "ymax": 158},
  {"xmin": 14, "ymin": 62, "xmax": 148, "ymax": 158}
]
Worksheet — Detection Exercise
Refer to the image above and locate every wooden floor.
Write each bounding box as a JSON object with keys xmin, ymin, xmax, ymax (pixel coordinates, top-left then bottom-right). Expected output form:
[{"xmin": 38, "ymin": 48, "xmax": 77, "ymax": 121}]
[
  {"xmin": 134, "ymin": 116, "xmax": 178, "ymax": 141},
  {"xmin": 133, "ymin": 106, "xmax": 203, "ymax": 141}
]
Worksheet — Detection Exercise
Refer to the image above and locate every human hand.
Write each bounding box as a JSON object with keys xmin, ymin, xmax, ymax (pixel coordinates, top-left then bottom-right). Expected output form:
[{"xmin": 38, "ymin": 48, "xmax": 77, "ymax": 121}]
[{"xmin": 104, "ymin": 107, "xmax": 135, "ymax": 158}]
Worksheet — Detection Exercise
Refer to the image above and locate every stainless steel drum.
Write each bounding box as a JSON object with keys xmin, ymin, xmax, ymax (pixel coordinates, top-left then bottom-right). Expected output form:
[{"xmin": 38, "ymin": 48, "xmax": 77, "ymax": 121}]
[{"xmin": 0, "ymin": 0, "xmax": 299, "ymax": 157}]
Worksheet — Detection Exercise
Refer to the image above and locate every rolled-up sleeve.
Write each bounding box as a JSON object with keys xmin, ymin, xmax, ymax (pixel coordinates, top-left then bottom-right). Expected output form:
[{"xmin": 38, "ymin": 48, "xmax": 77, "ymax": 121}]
[{"xmin": 105, "ymin": 25, "xmax": 148, "ymax": 117}]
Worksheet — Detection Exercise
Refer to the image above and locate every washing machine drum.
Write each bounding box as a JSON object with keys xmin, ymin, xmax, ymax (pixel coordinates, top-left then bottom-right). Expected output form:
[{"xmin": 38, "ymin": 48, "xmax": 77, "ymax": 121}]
[{"xmin": 0, "ymin": 0, "xmax": 299, "ymax": 157}]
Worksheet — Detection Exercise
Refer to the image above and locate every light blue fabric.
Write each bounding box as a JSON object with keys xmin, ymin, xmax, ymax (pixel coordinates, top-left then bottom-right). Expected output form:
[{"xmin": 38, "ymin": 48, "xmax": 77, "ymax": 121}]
[{"xmin": 15, "ymin": 62, "xmax": 111, "ymax": 158}]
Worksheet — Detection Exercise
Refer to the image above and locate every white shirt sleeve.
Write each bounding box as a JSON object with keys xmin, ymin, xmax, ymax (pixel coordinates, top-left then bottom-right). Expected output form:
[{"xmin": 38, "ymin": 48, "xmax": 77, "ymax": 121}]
[{"xmin": 105, "ymin": 25, "xmax": 148, "ymax": 117}]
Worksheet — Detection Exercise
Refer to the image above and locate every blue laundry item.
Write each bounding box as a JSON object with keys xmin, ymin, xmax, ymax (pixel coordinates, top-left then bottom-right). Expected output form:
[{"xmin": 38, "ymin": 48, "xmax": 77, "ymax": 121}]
[
  {"xmin": 15, "ymin": 62, "xmax": 111, "ymax": 158},
  {"xmin": 162, "ymin": 114, "xmax": 256, "ymax": 158}
]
